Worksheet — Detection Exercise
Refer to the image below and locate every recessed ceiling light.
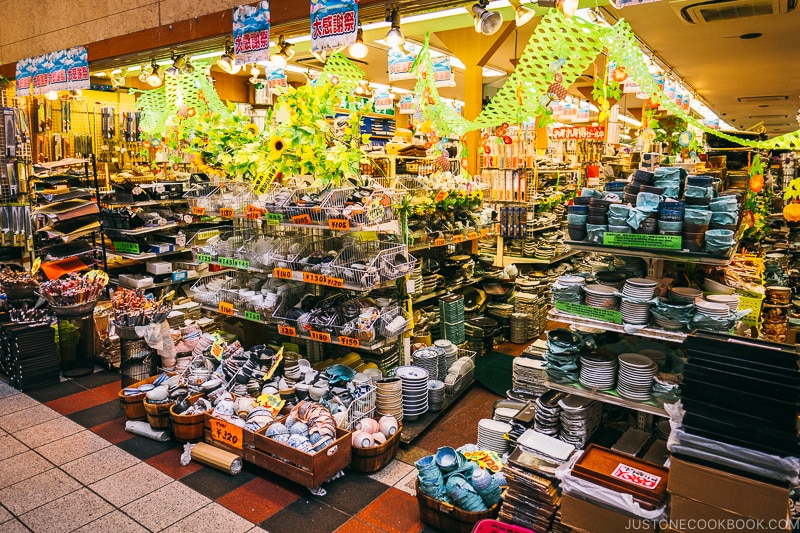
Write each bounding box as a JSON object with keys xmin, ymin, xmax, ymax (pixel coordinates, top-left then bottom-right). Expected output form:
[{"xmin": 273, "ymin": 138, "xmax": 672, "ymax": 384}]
[
  {"xmin": 738, "ymin": 95, "xmax": 788, "ymax": 103},
  {"xmin": 748, "ymin": 114, "xmax": 788, "ymax": 119},
  {"xmin": 739, "ymin": 33, "xmax": 762, "ymax": 39}
]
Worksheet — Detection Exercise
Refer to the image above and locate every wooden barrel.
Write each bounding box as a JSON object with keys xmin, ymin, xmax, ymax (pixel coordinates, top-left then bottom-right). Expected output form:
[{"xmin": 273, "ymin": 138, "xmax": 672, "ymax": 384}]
[
  {"xmin": 118, "ymin": 374, "xmax": 171, "ymax": 420},
  {"xmin": 416, "ymin": 480, "xmax": 499, "ymax": 533},
  {"xmin": 170, "ymin": 394, "xmax": 206, "ymax": 442},
  {"xmin": 143, "ymin": 399, "xmax": 174, "ymax": 429},
  {"xmin": 350, "ymin": 424, "xmax": 402, "ymax": 474}
]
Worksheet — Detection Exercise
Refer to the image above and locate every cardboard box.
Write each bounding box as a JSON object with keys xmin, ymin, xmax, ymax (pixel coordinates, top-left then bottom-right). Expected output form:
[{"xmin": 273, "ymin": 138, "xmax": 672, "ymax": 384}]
[
  {"xmin": 560, "ymin": 494, "xmax": 656, "ymax": 533},
  {"xmin": 146, "ymin": 261, "xmax": 172, "ymax": 274},
  {"xmin": 670, "ymin": 495, "xmax": 790, "ymax": 532},
  {"xmin": 668, "ymin": 456, "xmax": 790, "ymax": 522},
  {"xmin": 171, "ymin": 270, "xmax": 188, "ymax": 282},
  {"xmin": 149, "ymin": 243, "xmax": 174, "ymax": 254}
]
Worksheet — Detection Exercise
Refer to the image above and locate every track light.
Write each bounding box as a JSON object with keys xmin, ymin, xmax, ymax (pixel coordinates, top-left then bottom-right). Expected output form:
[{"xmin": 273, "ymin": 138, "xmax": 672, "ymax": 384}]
[
  {"xmin": 271, "ymin": 36, "xmax": 295, "ymax": 70},
  {"xmin": 146, "ymin": 60, "xmax": 164, "ymax": 87},
  {"xmin": 510, "ymin": 0, "xmax": 536, "ymax": 26},
  {"xmin": 165, "ymin": 53, "xmax": 186, "ymax": 78},
  {"xmin": 138, "ymin": 63, "xmax": 151, "ymax": 83},
  {"xmin": 538, "ymin": 0, "xmax": 579, "ymax": 18},
  {"xmin": 472, "ymin": 0, "xmax": 503, "ymax": 35},
  {"xmin": 385, "ymin": 7, "xmax": 405, "ymax": 47},
  {"xmin": 217, "ymin": 41, "xmax": 241, "ymax": 74},
  {"xmin": 349, "ymin": 27, "xmax": 369, "ymax": 59}
]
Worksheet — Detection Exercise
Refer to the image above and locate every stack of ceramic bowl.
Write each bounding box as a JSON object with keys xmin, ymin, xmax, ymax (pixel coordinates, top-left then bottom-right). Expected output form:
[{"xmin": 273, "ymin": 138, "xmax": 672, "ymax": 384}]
[
  {"xmin": 411, "ymin": 347, "xmax": 441, "ymax": 381},
  {"xmin": 616, "ymin": 353, "xmax": 658, "ymax": 402},
  {"xmin": 552, "ymin": 275, "xmax": 586, "ymax": 304},
  {"xmin": 428, "ymin": 380, "xmax": 445, "ymax": 412},
  {"xmin": 512, "ymin": 356, "xmax": 548, "ymax": 396},
  {"xmin": 579, "ymin": 352, "xmax": 617, "ymax": 390},
  {"xmin": 396, "ymin": 366, "xmax": 429, "ymax": 421},
  {"xmin": 477, "ymin": 418, "xmax": 512, "ymax": 454},
  {"xmin": 559, "ymin": 395, "xmax": 602, "ymax": 449},
  {"xmin": 444, "ymin": 356, "xmax": 475, "ymax": 395},
  {"xmin": 620, "ymin": 278, "xmax": 658, "ymax": 325},
  {"xmin": 583, "ymin": 284, "xmax": 621, "ymax": 310},
  {"xmin": 435, "ymin": 339, "xmax": 459, "ymax": 371},
  {"xmin": 669, "ymin": 286, "xmax": 702, "ymax": 303},
  {"xmin": 706, "ymin": 293, "xmax": 740, "ymax": 312},
  {"xmin": 376, "ymin": 377, "xmax": 403, "ymax": 421}
]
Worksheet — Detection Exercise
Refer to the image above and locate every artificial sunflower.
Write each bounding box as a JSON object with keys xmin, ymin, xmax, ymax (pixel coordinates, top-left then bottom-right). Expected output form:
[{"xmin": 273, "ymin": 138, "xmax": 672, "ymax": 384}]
[
  {"xmin": 245, "ymin": 123, "xmax": 259, "ymax": 135},
  {"xmin": 268, "ymin": 136, "xmax": 287, "ymax": 160},
  {"xmin": 434, "ymin": 190, "xmax": 448, "ymax": 203}
]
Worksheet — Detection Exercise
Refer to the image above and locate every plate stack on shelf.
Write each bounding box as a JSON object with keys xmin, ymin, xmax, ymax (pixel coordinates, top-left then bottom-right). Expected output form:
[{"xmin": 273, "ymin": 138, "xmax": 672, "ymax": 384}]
[
  {"xmin": 411, "ymin": 263, "xmax": 424, "ymax": 297},
  {"xmin": 617, "ymin": 353, "xmax": 658, "ymax": 401},
  {"xmin": 669, "ymin": 286, "xmax": 702, "ymax": 304},
  {"xmin": 493, "ymin": 406, "xmax": 520, "ymax": 423},
  {"xmin": 428, "ymin": 380, "xmax": 445, "ymax": 412},
  {"xmin": 559, "ymin": 395, "xmax": 603, "ymax": 449},
  {"xmin": 534, "ymin": 390, "xmax": 565, "ymax": 436},
  {"xmin": 694, "ymin": 300, "xmax": 730, "ymax": 321},
  {"xmin": 395, "ymin": 366, "xmax": 429, "ymax": 421},
  {"xmin": 411, "ymin": 346, "xmax": 441, "ymax": 381},
  {"xmin": 552, "ymin": 275, "xmax": 586, "ymax": 304},
  {"xmin": 477, "ymin": 418, "xmax": 512, "ymax": 455},
  {"xmin": 434, "ymin": 339, "xmax": 459, "ymax": 375},
  {"xmin": 514, "ymin": 291, "xmax": 545, "ymax": 339},
  {"xmin": 582, "ymin": 284, "xmax": 621, "ymax": 311},
  {"xmin": 620, "ymin": 278, "xmax": 658, "ymax": 325},
  {"xmin": 510, "ymin": 312, "xmax": 529, "ymax": 343},
  {"xmin": 578, "ymin": 352, "xmax": 617, "ymax": 390},
  {"xmin": 512, "ymin": 356, "xmax": 548, "ymax": 397},
  {"xmin": 439, "ymin": 294, "xmax": 465, "ymax": 344},
  {"xmin": 376, "ymin": 377, "xmax": 403, "ymax": 421},
  {"xmin": 705, "ymin": 293, "xmax": 740, "ymax": 312},
  {"xmin": 655, "ymin": 419, "xmax": 671, "ymax": 441}
]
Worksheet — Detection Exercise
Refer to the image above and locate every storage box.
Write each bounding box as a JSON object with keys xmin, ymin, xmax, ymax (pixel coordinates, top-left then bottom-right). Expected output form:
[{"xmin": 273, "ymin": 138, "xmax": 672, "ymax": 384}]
[
  {"xmin": 668, "ymin": 456, "xmax": 790, "ymax": 522},
  {"xmin": 118, "ymin": 274, "xmax": 154, "ymax": 289},
  {"xmin": 670, "ymin": 495, "xmax": 790, "ymax": 532},
  {"xmin": 560, "ymin": 494, "xmax": 656, "ymax": 533},
  {"xmin": 202, "ymin": 412, "xmax": 256, "ymax": 457},
  {"xmin": 171, "ymin": 270, "xmax": 188, "ymax": 282},
  {"xmin": 149, "ymin": 243, "xmax": 174, "ymax": 254},
  {"xmin": 146, "ymin": 261, "xmax": 172, "ymax": 275}
]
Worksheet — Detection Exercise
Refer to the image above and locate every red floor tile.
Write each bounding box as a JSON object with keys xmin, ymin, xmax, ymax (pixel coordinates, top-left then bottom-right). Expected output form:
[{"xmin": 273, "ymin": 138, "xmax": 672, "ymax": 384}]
[
  {"xmin": 335, "ymin": 517, "xmax": 388, "ymax": 533},
  {"xmin": 45, "ymin": 389, "xmax": 115, "ymax": 416},
  {"xmin": 94, "ymin": 381, "xmax": 124, "ymax": 401},
  {"xmin": 90, "ymin": 418, "xmax": 134, "ymax": 444},
  {"xmin": 145, "ymin": 446, "xmax": 203, "ymax": 480},
  {"xmin": 217, "ymin": 476, "xmax": 300, "ymax": 523},
  {"xmin": 356, "ymin": 488, "xmax": 425, "ymax": 533}
]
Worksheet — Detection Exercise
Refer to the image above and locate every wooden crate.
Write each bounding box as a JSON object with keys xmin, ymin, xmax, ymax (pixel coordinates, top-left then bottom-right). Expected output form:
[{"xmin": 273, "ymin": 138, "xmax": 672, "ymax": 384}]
[
  {"xmin": 416, "ymin": 480, "xmax": 500, "ymax": 533},
  {"xmin": 248, "ymin": 420, "xmax": 351, "ymax": 488},
  {"xmin": 350, "ymin": 424, "xmax": 402, "ymax": 474},
  {"xmin": 202, "ymin": 412, "xmax": 256, "ymax": 457}
]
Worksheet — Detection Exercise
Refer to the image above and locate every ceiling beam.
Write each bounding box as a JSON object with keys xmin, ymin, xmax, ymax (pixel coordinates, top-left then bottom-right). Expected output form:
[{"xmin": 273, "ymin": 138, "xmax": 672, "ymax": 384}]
[{"xmin": 478, "ymin": 22, "xmax": 517, "ymax": 67}]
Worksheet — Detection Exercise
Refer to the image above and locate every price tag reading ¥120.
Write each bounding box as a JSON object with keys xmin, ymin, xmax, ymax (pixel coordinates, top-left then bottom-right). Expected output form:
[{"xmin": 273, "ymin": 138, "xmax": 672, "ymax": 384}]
[
  {"xmin": 278, "ymin": 325, "xmax": 297, "ymax": 336},
  {"xmin": 196, "ymin": 253, "xmax": 213, "ymax": 263},
  {"xmin": 191, "ymin": 206, "xmax": 206, "ymax": 216},
  {"xmin": 217, "ymin": 257, "xmax": 235, "ymax": 267},
  {"xmin": 234, "ymin": 259, "xmax": 250, "ymax": 270},
  {"xmin": 434, "ymin": 238, "xmax": 446, "ymax": 247},
  {"xmin": 309, "ymin": 330, "xmax": 331, "ymax": 343},
  {"xmin": 274, "ymin": 268, "xmax": 293, "ymax": 280},
  {"xmin": 338, "ymin": 336, "xmax": 361, "ymax": 348},
  {"xmin": 303, "ymin": 271, "xmax": 327, "ymax": 285},
  {"xmin": 325, "ymin": 276, "xmax": 345, "ymax": 288},
  {"xmin": 218, "ymin": 301, "xmax": 235, "ymax": 316},
  {"xmin": 209, "ymin": 418, "xmax": 243, "ymax": 450},
  {"xmin": 219, "ymin": 207, "xmax": 235, "ymax": 218},
  {"xmin": 291, "ymin": 214, "xmax": 313, "ymax": 225},
  {"xmin": 467, "ymin": 232, "xmax": 479, "ymax": 240},
  {"xmin": 244, "ymin": 310, "xmax": 261, "ymax": 322},
  {"xmin": 453, "ymin": 234, "xmax": 465, "ymax": 243},
  {"xmin": 328, "ymin": 218, "xmax": 351, "ymax": 231}
]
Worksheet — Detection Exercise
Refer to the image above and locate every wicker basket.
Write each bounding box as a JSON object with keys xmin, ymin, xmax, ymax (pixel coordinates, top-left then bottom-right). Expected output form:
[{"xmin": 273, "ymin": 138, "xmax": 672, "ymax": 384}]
[
  {"xmin": 170, "ymin": 394, "xmax": 206, "ymax": 442},
  {"xmin": 416, "ymin": 480, "xmax": 500, "ymax": 533},
  {"xmin": 350, "ymin": 423, "xmax": 401, "ymax": 473}
]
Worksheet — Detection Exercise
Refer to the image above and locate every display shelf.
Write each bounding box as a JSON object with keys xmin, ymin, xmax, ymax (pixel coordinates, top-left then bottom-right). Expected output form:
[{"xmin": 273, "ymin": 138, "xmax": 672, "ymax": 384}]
[
  {"xmin": 408, "ymin": 228, "xmax": 490, "ymax": 253},
  {"xmin": 102, "ymin": 197, "xmax": 187, "ymax": 207},
  {"xmin": 547, "ymin": 308, "xmax": 689, "ymax": 343},
  {"xmin": 411, "ymin": 276, "xmax": 487, "ymax": 304},
  {"xmin": 399, "ymin": 379, "xmax": 475, "ymax": 446},
  {"xmin": 501, "ymin": 250, "xmax": 579, "ymax": 266},
  {"xmin": 109, "ymin": 247, "xmax": 191, "ymax": 260},
  {"xmin": 544, "ymin": 379, "xmax": 669, "ymax": 417},
  {"xmin": 114, "ymin": 222, "xmax": 179, "ymax": 235},
  {"xmin": 564, "ymin": 241, "xmax": 737, "ymax": 266}
]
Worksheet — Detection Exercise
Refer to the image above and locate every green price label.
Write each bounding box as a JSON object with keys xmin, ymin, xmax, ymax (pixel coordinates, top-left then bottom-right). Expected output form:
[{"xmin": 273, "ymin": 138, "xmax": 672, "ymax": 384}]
[
  {"xmin": 244, "ymin": 310, "xmax": 261, "ymax": 322},
  {"xmin": 264, "ymin": 213, "xmax": 283, "ymax": 224},
  {"xmin": 234, "ymin": 259, "xmax": 250, "ymax": 270},
  {"xmin": 602, "ymin": 233, "xmax": 682, "ymax": 250},
  {"xmin": 555, "ymin": 300, "xmax": 623, "ymax": 324},
  {"xmin": 114, "ymin": 241, "xmax": 140, "ymax": 254},
  {"xmin": 197, "ymin": 253, "xmax": 213, "ymax": 263},
  {"xmin": 218, "ymin": 257, "xmax": 235, "ymax": 267}
]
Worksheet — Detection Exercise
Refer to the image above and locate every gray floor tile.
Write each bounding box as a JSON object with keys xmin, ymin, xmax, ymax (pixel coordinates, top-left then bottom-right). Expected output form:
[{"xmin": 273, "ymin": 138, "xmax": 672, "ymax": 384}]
[
  {"xmin": 0, "ymin": 394, "xmax": 39, "ymax": 416},
  {"xmin": 20, "ymin": 487, "xmax": 113, "ymax": 533},
  {"xmin": 0, "ymin": 450, "xmax": 54, "ymax": 490},
  {"xmin": 0, "ymin": 404, "xmax": 60, "ymax": 433},
  {"xmin": 73, "ymin": 510, "xmax": 150, "ymax": 532},
  {"xmin": 367, "ymin": 459, "xmax": 415, "ymax": 487},
  {"xmin": 36, "ymin": 429, "xmax": 111, "ymax": 466},
  {"xmin": 1, "ymin": 518, "xmax": 31, "ymax": 532},
  {"xmin": 122, "ymin": 481, "xmax": 210, "ymax": 531},
  {"xmin": 61, "ymin": 445, "xmax": 139, "ymax": 485},
  {"xmin": 0, "ymin": 467, "xmax": 82, "ymax": 515},
  {"xmin": 160, "ymin": 502, "xmax": 255, "ymax": 533},
  {"xmin": 16, "ymin": 416, "xmax": 84, "ymax": 449},
  {"xmin": 89, "ymin": 462, "xmax": 172, "ymax": 507},
  {"xmin": 395, "ymin": 469, "xmax": 418, "ymax": 496},
  {"xmin": 0, "ymin": 434, "xmax": 29, "ymax": 462}
]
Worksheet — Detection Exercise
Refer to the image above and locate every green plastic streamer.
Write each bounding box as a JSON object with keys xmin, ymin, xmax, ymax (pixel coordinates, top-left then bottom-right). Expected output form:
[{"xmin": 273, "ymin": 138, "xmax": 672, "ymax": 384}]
[{"xmin": 317, "ymin": 52, "xmax": 365, "ymax": 101}]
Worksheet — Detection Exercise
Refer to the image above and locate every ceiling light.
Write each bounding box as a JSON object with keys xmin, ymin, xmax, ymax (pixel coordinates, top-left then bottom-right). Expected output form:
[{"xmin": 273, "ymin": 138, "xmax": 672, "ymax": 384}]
[
  {"xmin": 216, "ymin": 41, "xmax": 241, "ymax": 75},
  {"xmin": 385, "ymin": 7, "xmax": 405, "ymax": 47},
  {"xmin": 510, "ymin": 0, "xmax": 536, "ymax": 26},
  {"xmin": 538, "ymin": 0, "xmax": 579, "ymax": 18},
  {"xmin": 146, "ymin": 60, "xmax": 164, "ymax": 87},
  {"xmin": 138, "ymin": 64, "xmax": 151, "ymax": 83},
  {"xmin": 182, "ymin": 60, "xmax": 195, "ymax": 75},
  {"xmin": 349, "ymin": 27, "xmax": 369, "ymax": 59},
  {"xmin": 271, "ymin": 35, "xmax": 295, "ymax": 70},
  {"xmin": 45, "ymin": 90, "xmax": 59, "ymax": 101},
  {"xmin": 165, "ymin": 53, "xmax": 186, "ymax": 78},
  {"xmin": 472, "ymin": 0, "xmax": 503, "ymax": 35}
]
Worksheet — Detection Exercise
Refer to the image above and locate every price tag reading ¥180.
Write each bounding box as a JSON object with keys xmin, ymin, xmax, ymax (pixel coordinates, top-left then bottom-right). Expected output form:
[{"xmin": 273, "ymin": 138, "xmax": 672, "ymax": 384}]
[
  {"xmin": 453, "ymin": 234, "xmax": 465, "ymax": 243},
  {"xmin": 197, "ymin": 253, "xmax": 213, "ymax": 263},
  {"xmin": 325, "ymin": 276, "xmax": 345, "ymax": 288},
  {"xmin": 217, "ymin": 257, "xmax": 235, "ymax": 267},
  {"xmin": 291, "ymin": 214, "xmax": 313, "ymax": 225},
  {"xmin": 303, "ymin": 271, "xmax": 327, "ymax": 285},
  {"xmin": 338, "ymin": 336, "xmax": 361, "ymax": 348},
  {"xmin": 218, "ymin": 301, "xmax": 235, "ymax": 316},
  {"xmin": 274, "ymin": 268, "xmax": 293, "ymax": 280},
  {"xmin": 467, "ymin": 232, "xmax": 478, "ymax": 240},
  {"xmin": 209, "ymin": 418, "xmax": 243, "ymax": 450},
  {"xmin": 244, "ymin": 211, "xmax": 261, "ymax": 220},
  {"xmin": 278, "ymin": 325, "xmax": 297, "ymax": 336},
  {"xmin": 234, "ymin": 259, "xmax": 250, "ymax": 269},
  {"xmin": 191, "ymin": 206, "xmax": 206, "ymax": 216},
  {"xmin": 244, "ymin": 310, "xmax": 261, "ymax": 322},
  {"xmin": 309, "ymin": 330, "xmax": 331, "ymax": 343},
  {"xmin": 434, "ymin": 238, "xmax": 446, "ymax": 247},
  {"xmin": 219, "ymin": 207, "xmax": 235, "ymax": 218},
  {"xmin": 328, "ymin": 218, "xmax": 351, "ymax": 231}
]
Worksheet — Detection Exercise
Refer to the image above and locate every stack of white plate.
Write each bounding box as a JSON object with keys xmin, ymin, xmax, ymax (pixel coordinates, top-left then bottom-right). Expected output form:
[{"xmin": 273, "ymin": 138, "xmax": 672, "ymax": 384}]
[
  {"xmin": 434, "ymin": 339, "xmax": 459, "ymax": 372},
  {"xmin": 620, "ymin": 300, "xmax": 651, "ymax": 325},
  {"xmin": 376, "ymin": 377, "xmax": 403, "ymax": 421},
  {"xmin": 705, "ymin": 293, "xmax": 740, "ymax": 312},
  {"xmin": 583, "ymin": 284, "xmax": 621, "ymax": 310},
  {"xmin": 411, "ymin": 347, "xmax": 440, "ymax": 381},
  {"xmin": 512, "ymin": 357, "xmax": 548, "ymax": 396},
  {"xmin": 396, "ymin": 366, "xmax": 429, "ymax": 421},
  {"xmin": 493, "ymin": 406, "xmax": 520, "ymax": 423},
  {"xmin": 694, "ymin": 299, "xmax": 730, "ymax": 319},
  {"xmin": 557, "ymin": 275, "xmax": 586, "ymax": 287},
  {"xmin": 638, "ymin": 349, "xmax": 667, "ymax": 369},
  {"xmin": 622, "ymin": 278, "xmax": 658, "ymax": 299},
  {"xmin": 652, "ymin": 314, "xmax": 686, "ymax": 330},
  {"xmin": 477, "ymin": 418, "xmax": 511, "ymax": 454},
  {"xmin": 559, "ymin": 395, "xmax": 602, "ymax": 449},
  {"xmin": 669, "ymin": 286, "xmax": 701, "ymax": 304},
  {"xmin": 579, "ymin": 353, "xmax": 617, "ymax": 390},
  {"xmin": 617, "ymin": 353, "xmax": 658, "ymax": 401},
  {"xmin": 428, "ymin": 380, "xmax": 445, "ymax": 412}
]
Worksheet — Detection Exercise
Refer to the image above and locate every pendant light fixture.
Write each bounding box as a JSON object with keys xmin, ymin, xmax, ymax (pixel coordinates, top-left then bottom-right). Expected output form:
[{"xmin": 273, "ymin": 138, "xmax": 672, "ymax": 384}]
[
  {"xmin": 271, "ymin": 35, "xmax": 295, "ymax": 70},
  {"xmin": 509, "ymin": 0, "xmax": 536, "ymax": 26},
  {"xmin": 146, "ymin": 59, "xmax": 164, "ymax": 87},
  {"xmin": 165, "ymin": 53, "xmax": 186, "ymax": 79},
  {"xmin": 384, "ymin": 6, "xmax": 405, "ymax": 47},
  {"xmin": 217, "ymin": 40, "xmax": 241, "ymax": 75},
  {"xmin": 349, "ymin": 27, "xmax": 369, "ymax": 59},
  {"xmin": 138, "ymin": 63, "xmax": 152, "ymax": 83},
  {"xmin": 538, "ymin": 0, "xmax": 579, "ymax": 18},
  {"xmin": 472, "ymin": 0, "xmax": 503, "ymax": 35}
]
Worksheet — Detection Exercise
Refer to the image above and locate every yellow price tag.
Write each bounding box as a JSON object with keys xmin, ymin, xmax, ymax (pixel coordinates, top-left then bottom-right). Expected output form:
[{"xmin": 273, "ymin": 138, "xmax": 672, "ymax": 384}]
[{"xmin": 31, "ymin": 257, "xmax": 41, "ymax": 275}]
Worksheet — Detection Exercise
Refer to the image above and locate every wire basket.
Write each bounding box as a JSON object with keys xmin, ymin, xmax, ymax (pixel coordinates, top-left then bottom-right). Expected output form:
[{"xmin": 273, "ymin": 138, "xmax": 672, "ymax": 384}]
[
  {"xmin": 189, "ymin": 272, "xmax": 236, "ymax": 306},
  {"xmin": 445, "ymin": 348, "xmax": 476, "ymax": 397},
  {"xmin": 183, "ymin": 181, "xmax": 222, "ymax": 211},
  {"xmin": 281, "ymin": 188, "xmax": 335, "ymax": 224},
  {"xmin": 262, "ymin": 234, "xmax": 319, "ymax": 271},
  {"xmin": 331, "ymin": 241, "xmax": 414, "ymax": 289},
  {"xmin": 346, "ymin": 383, "xmax": 377, "ymax": 431},
  {"xmin": 377, "ymin": 305, "xmax": 412, "ymax": 339},
  {"xmin": 321, "ymin": 188, "xmax": 394, "ymax": 228}
]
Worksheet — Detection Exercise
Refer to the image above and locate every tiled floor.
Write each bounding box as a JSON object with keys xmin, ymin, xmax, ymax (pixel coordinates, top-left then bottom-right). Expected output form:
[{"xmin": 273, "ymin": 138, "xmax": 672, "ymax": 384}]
[{"xmin": 0, "ymin": 366, "xmax": 503, "ymax": 532}]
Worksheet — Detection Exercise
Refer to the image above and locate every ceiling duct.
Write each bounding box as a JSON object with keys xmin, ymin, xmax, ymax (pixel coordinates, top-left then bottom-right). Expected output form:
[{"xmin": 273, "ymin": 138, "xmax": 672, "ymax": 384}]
[{"xmin": 669, "ymin": 0, "xmax": 796, "ymax": 24}]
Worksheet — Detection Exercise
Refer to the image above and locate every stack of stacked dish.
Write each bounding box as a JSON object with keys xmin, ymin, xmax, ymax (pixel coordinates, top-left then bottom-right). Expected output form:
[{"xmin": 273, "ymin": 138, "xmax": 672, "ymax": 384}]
[
  {"xmin": 534, "ymin": 390, "xmax": 564, "ymax": 436},
  {"xmin": 583, "ymin": 284, "xmax": 621, "ymax": 310},
  {"xmin": 594, "ymin": 270, "xmax": 627, "ymax": 290},
  {"xmin": 477, "ymin": 418, "xmax": 512, "ymax": 454},
  {"xmin": 705, "ymin": 293, "xmax": 740, "ymax": 312},
  {"xmin": 510, "ymin": 312, "xmax": 529, "ymax": 343},
  {"xmin": 411, "ymin": 347, "xmax": 441, "ymax": 381},
  {"xmin": 433, "ymin": 340, "xmax": 457, "ymax": 378},
  {"xmin": 694, "ymin": 299, "xmax": 730, "ymax": 320},
  {"xmin": 396, "ymin": 366, "xmax": 429, "ymax": 421},
  {"xmin": 376, "ymin": 377, "xmax": 403, "ymax": 421},
  {"xmin": 620, "ymin": 278, "xmax": 658, "ymax": 325},
  {"xmin": 523, "ymin": 240, "xmax": 537, "ymax": 257},
  {"xmin": 669, "ymin": 286, "xmax": 702, "ymax": 303},
  {"xmin": 411, "ymin": 262, "xmax": 424, "ymax": 297},
  {"xmin": 552, "ymin": 275, "xmax": 586, "ymax": 304},
  {"xmin": 638, "ymin": 349, "xmax": 668, "ymax": 370},
  {"xmin": 579, "ymin": 352, "xmax": 617, "ymax": 390},
  {"xmin": 559, "ymin": 395, "xmax": 603, "ymax": 449},
  {"xmin": 427, "ymin": 380, "xmax": 445, "ymax": 412},
  {"xmin": 493, "ymin": 406, "xmax": 520, "ymax": 423},
  {"xmin": 616, "ymin": 353, "xmax": 658, "ymax": 402},
  {"xmin": 512, "ymin": 356, "xmax": 548, "ymax": 397}
]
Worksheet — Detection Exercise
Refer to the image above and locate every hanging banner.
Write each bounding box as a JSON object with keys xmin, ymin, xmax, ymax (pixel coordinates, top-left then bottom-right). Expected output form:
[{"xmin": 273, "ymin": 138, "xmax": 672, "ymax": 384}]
[
  {"xmin": 266, "ymin": 68, "xmax": 287, "ymax": 92},
  {"xmin": 233, "ymin": 1, "xmax": 271, "ymax": 65},
  {"xmin": 551, "ymin": 126, "xmax": 606, "ymax": 140},
  {"xmin": 373, "ymin": 91, "xmax": 394, "ymax": 112},
  {"xmin": 432, "ymin": 56, "xmax": 454, "ymax": 88},
  {"xmin": 32, "ymin": 55, "xmax": 51, "ymax": 95},
  {"xmin": 64, "ymin": 47, "xmax": 90, "ymax": 91},
  {"xmin": 15, "ymin": 58, "xmax": 33, "ymax": 97},
  {"xmin": 575, "ymin": 102, "xmax": 590, "ymax": 123},
  {"xmin": 388, "ymin": 47, "xmax": 416, "ymax": 81},
  {"xmin": 310, "ymin": 0, "xmax": 358, "ymax": 54},
  {"xmin": 398, "ymin": 94, "xmax": 419, "ymax": 115}
]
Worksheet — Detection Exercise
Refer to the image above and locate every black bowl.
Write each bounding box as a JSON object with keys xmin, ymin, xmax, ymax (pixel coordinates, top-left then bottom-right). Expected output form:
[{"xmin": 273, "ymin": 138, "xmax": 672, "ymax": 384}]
[{"xmin": 573, "ymin": 196, "xmax": 592, "ymax": 205}]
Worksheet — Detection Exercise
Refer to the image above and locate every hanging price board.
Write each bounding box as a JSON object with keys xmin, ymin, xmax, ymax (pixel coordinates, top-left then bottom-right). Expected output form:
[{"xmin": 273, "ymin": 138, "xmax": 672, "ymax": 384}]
[
  {"xmin": 244, "ymin": 310, "xmax": 261, "ymax": 322},
  {"xmin": 274, "ymin": 268, "xmax": 293, "ymax": 279},
  {"xmin": 453, "ymin": 234, "xmax": 465, "ymax": 244},
  {"xmin": 328, "ymin": 219, "xmax": 351, "ymax": 230},
  {"xmin": 467, "ymin": 232, "xmax": 478, "ymax": 240},
  {"xmin": 325, "ymin": 276, "xmax": 345, "ymax": 288},
  {"xmin": 218, "ymin": 257, "xmax": 235, "ymax": 267},
  {"xmin": 338, "ymin": 336, "xmax": 361, "ymax": 348},
  {"xmin": 218, "ymin": 301, "xmax": 235, "ymax": 316},
  {"xmin": 234, "ymin": 259, "xmax": 250, "ymax": 270},
  {"xmin": 303, "ymin": 272, "xmax": 327, "ymax": 285},
  {"xmin": 219, "ymin": 208, "xmax": 235, "ymax": 218},
  {"xmin": 209, "ymin": 418, "xmax": 243, "ymax": 449},
  {"xmin": 309, "ymin": 330, "xmax": 331, "ymax": 343},
  {"xmin": 197, "ymin": 253, "xmax": 212, "ymax": 263},
  {"xmin": 434, "ymin": 238, "xmax": 446, "ymax": 247},
  {"xmin": 191, "ymin": 206, "xmax": 206, "ymax": 216},
  {"xmin": 278, "ymin": 325, "xmax": 297, "ymax": 336},
  {"xmin": 291, "ymin": 214, "xmax": 313, "ymax": 224}
]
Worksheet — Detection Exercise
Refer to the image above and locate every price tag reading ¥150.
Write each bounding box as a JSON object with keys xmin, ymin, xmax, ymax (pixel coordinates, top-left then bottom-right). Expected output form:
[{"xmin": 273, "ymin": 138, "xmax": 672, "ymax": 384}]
[
  {"xmin": 274, "ymin": 268, "xmax": 293, "ymax": 280},
  {"xmin": 191, "ymin": 206, "xmax": 206, "ymax": 216},
  {"xmin": 244, "ymin": 310, "xmax": 261, "ymax": 322},
  {"xmin": 328, "ymin": 218, "xmax": 351, "ymax": 231},
  {"xmin": 453, "ymin": 234, "xmax": 465, "ymax": 244},
  {"xmin": 209, "ymin": 418, "xmax": 243, "ymax": 450},
  {"xmin": 302, "ymin": 271, "xmax": 327, "ymax": 285},
  {"xmin": 338, "ymin": 336, "xmax": 361, "ymax": 348},
  {"xmin": 467, "ymin": 232, "xmax": 478, "ymax": 240},
  {"xmin": 278, "ymin": 325, "xmax": 297, "ymax": 336},
  {"xmin": 309, "ymin": 330, "xmax": 331, "ymax": 343},
  {"xmin": 219, "ymin": 207, "xmax": 235, "ymax": 218},
  {"xmin": 218, "ymin": 302, "xmax": 235, "ymax": 316}
]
